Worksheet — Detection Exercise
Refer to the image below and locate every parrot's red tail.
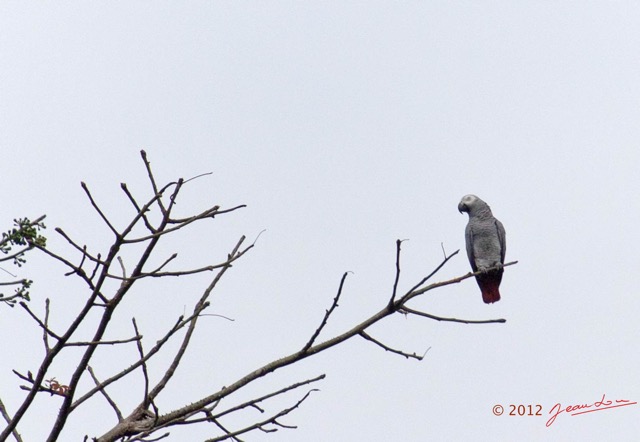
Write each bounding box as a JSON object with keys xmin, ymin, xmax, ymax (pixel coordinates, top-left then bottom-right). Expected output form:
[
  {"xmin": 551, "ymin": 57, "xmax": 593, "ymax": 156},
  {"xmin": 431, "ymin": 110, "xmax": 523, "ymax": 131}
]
[{"xmin": 476, "ymin": 271, "xmax": 503, "ymax": 304}]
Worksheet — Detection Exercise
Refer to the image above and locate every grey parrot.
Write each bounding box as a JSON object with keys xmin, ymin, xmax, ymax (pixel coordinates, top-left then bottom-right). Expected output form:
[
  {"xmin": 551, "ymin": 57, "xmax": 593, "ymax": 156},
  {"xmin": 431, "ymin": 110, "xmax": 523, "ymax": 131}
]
[{"xmin": 458, "ymin": 195, "xmax": 506, "ymax": 304}]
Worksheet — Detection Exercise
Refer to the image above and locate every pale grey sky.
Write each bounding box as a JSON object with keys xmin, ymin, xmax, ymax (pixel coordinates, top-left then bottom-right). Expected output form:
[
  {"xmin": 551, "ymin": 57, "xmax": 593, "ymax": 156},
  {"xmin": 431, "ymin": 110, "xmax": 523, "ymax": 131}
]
[{"xmin": 2, "ymin": 2, "xmax": 639, "ymax": 441}]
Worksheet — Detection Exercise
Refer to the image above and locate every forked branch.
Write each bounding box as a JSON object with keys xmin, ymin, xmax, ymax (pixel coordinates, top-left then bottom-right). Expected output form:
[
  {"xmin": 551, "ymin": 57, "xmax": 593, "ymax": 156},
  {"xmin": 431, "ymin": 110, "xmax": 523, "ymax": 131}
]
[{"xmin": 100, "ymin": 244, "xmax": 514, "ymax": 441}]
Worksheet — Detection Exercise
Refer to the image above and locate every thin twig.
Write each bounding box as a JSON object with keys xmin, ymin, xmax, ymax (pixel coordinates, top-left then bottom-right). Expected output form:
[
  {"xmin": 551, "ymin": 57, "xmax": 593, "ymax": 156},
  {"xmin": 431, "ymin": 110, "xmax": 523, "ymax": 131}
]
[
  {"xmin": 209, "ymin": 375, "xmax": 325, "ymax": 422},
  {"xmin": 117, "ymin": 256, "xmax": 127, "ymax": 280},
  {"xmin": 0, "ymin": 268, "xmax": 17, "ymax": 277},
  {"xmin": 123, "ymin": 205, "xmax": 246, "ymax": 244},
  {"xmin": 32, "ymin": 244, "xmax": 96, "ymax": 291},
  {"xmin": 0, "ymin": 397, "xmax": 24, "ymax": 442},
  {"xmin": 43, "ymin": 299, "xmax": 51, "ymax": 352},
  {"xmin": 88, "ymin": 255, "xmax": 102, "ymax": 284},
  {"xmin": 200, "ymin": 313, "xmax": 235, "ymax": 321},
  {"xmin": 54, "ymin": 228, "xmax": 104, "ymax": 265},
  {"xmin": 388, "ymin": 239, "xmax": 406, "ymax": 306},
  {"xmin": 20, "ymin": 302, "xmax": 61, "ymax": 341},
  {"xmin": 135, "ymin": 253, "xmax": 178, "ymax": 278},
  {"xmin": 87, "ymin": 366, "xmax": 123, "ymax": 421},
  {"xmin": 141, "ymin": 149, "xmax": 165, "ymax": 215},
  {"xmin": 404, "ymin": 249, "xmax": 461, "ymax": 296},
  {"xmin": 300, "ymin": 272, "xmax": 349, "ymax": 354},
  {"xmin": 400, "ymin": 306, "xmax": 506, "ymax": 324},
  {"xmin": 65, "ymin": 335, "xmax": 142, "ymax": 347},
  {"xmin": 205, "ymin": 390, "xmax": 318, "ymax": 442},
  {"xmin": 0, "ymin": 247, "xmax": 33, "ymax": 266},
  {"xmin": 120, "ymin": 182, "xmax": 156, "ymax": 234},
  {"xmin": 80, "ymin": 182, "xmax": 119, "ymax": 237},
  {"xmin": 165, "ymin": 178, "xmax": 183, "ymax": 220},
  {"xmin": 132, "ymin": 318, "xmax": 151, "ymax": 409},
  {"xmin": 402, "ymin": 260, "xmax": 519, "ymax": 303},
  {"xmin": 183, "ymin": 171, "xmax": 213, "ymax": 184},
  {"xmin": 116, "ymin": 179, "xmax": 175, "ymax": 242},
  {"xmin": 210, "ymin": 420, "xmax": 242, "ymax": 442},
  {"xmin": 359, "ymin": 331, "xmax": 423, "ymax": 360},
  {"xmin": 12, "ymin": 370, "xmax": 63, "ymax": 397}
]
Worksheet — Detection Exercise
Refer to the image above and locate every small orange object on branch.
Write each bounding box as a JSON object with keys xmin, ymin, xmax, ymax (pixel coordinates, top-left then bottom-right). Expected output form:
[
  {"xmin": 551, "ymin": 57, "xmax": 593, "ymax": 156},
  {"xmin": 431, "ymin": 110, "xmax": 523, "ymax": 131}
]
[{"xmin": 46, "ymin": 378, "xmax": 70, "ymax": 396}]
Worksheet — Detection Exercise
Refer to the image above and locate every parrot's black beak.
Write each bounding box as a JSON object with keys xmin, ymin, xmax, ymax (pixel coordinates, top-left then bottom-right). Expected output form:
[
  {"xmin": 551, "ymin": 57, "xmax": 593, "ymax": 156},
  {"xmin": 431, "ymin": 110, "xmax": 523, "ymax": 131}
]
[{"xmin": 457, "ymin": 203, "xmax": 466, "ymax": 214}]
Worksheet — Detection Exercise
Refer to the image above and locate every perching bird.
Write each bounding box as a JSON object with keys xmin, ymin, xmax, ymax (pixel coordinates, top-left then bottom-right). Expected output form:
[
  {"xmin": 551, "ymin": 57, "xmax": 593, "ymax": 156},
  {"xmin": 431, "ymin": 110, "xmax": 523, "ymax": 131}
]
[{"xmin": 458, "ymin": 195, "xmax": 506, "ymax": 304}]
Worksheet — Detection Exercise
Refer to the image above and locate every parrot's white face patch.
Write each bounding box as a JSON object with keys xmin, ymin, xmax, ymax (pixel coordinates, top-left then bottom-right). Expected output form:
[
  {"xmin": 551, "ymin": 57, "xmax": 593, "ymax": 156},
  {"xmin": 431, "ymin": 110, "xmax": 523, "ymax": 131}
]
[{"xmin": 460, "ymin": 194, "xmax": 479, "ymax": 206}]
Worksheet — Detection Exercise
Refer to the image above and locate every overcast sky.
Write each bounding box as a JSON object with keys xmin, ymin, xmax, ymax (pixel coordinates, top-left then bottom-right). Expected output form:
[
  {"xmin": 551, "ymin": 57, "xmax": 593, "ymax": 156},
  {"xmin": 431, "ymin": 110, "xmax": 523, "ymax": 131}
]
[{"xmin": 2, "ymin": 2, "xmax": 639, "ymax": 441}]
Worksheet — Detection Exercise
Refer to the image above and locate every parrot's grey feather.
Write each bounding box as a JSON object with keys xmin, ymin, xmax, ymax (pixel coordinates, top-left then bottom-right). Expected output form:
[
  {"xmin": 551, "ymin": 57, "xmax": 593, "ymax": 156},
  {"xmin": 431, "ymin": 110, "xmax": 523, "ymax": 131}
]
[
  {"xmin": 458, "ymin": 194, "xmax": 506, "ymax": 303},
  {"xmin": 465, "ymin": 224, "xmax": 476, "ymax": 272},
  {"xmin": 495, "ymin": 219, "xmax": 506, "ymax": 264}
]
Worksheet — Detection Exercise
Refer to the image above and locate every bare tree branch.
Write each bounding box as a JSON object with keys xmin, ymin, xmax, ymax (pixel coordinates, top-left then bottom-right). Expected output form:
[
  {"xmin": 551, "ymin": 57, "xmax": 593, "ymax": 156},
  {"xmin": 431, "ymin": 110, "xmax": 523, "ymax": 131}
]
[
  {"xmin": 400, "ymin": 306, "xmax": 506, "ymax": 324},
  {"xmin": 388, "ymin": 239, "xmax": 406, "ymax": 306},
  {"xmin": 359, "ymin": 331, "xmax": 424, "ymax": 360},
  {"xmin": 80, "ymin": 182, "xmax": 120, "ymax": 238},
  {"xmin": 120, "ymin": 182, "xmax": 156, "ymax": 234},
  {"xmin": 65, "ymin": 335, "xmax": 142, "ymax": 347},
  {"xmin": 135, "ymin": 374, "xmax": 325, "ymax": 442},
  {"xmin": 54, "ymin": 227, "xmax": 104, "ymax": 266},
  {"xmin": 401, "ymin": 260, "xmax": 518, "ymax": 303},
  {"xmin": 404, "ymin": 249, "xmax": 461, "ymax": 296},
  {"xmin": 117, "ymin": 256, "xmax": 127, "ymax": 282},
  {"xmin": 204, "ymin": 389, "xmax": 319, "ymax": 442},
  {"xmin": 33, "ymin": 243, "xmax": 97, "ymax": 291},
  {"xmin": 1, "ymin": 153, "xmax": 229, "ymax": 441},
  {"xmin": 117, "ymin": 248, "xmax": 512, "ymax": 442},
  {"xmin": 140, "ymin": 149, "xmax": 166, "ymax": 215},
  {"xmin": 69, "ymin": 310, "xmax": 202, "ymax": 412},
  {"xmin": 0, "ymin": 248, "xmax": 33, "ymax": 265},
  {"xmin": 0, "ymin": 397, "xmax": 24, "ymax": 442},
  {"xmin": 121, "ymin": 205, "xmax": 246, "ymax": 244},
  {"xmin": 208, "ymin": 420, "xmax": 242, "ymax": 442},
  {"xmin": 208, "ymin": 375, "xmax": 325, "ymax": 423},
  {"xmin": 104, "ymin": 253, "xmax": 245, "ymax": 280},
  {"xmin": 143, "ymin": 237, "xmax": 249, "ymax": 408},
  {"xmin": 20, "ymin": 301, "xmax": 61, "ymax": 341},
  {"xmin": 43, "ymin": 298, "xmax": 52, "ymax": 352},
  {"xmin": 183, "ymin": 171, "xmax": 213, "ymax": 184},
  {"xmin": 132, "ymin": 318, "xmax": 151, "ymax": 411},
  {"xmin": 300, "ymin": 272, "xmax": 349, "ymax": 354},
  {"xmin": 87, "ymin": 366, "xmax": 123, "ymax": 422}
]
